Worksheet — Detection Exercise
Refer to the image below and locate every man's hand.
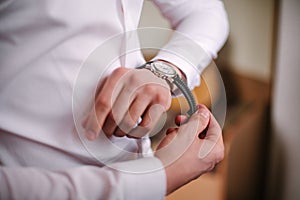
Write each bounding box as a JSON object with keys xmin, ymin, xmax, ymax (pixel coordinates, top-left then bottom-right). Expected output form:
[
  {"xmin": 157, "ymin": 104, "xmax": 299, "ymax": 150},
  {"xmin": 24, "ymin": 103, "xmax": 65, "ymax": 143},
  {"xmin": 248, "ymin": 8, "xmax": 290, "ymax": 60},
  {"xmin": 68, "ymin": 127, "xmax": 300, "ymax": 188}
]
[
  {"xmin": 82, "ymin": 67, "xmax": 172, "ymax": 140},
  {"xmin": 155, "ymin": 105, "xmax": 224, "ymax": 195}
]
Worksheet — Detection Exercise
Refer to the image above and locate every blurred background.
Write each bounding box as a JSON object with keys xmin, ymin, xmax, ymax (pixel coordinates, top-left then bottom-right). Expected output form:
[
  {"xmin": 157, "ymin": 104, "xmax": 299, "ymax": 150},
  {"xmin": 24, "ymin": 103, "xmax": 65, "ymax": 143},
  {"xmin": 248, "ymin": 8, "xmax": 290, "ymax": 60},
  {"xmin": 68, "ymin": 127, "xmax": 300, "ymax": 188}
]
[{"xmin": 139, "ymin": 0, "xmax": 300, "ymax": 200}]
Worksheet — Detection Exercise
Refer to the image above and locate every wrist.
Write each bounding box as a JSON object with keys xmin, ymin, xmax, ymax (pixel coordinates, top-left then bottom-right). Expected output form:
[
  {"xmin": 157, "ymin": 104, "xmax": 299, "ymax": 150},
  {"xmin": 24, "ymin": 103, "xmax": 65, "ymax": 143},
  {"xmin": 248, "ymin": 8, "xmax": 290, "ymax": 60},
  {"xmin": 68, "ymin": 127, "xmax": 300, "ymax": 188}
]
[
  {"xmin": 153, "ymin": 59, "xmax": 187, "ymax": 83},
  {"xmin": 164, "ymin": 160, "xmax": 199, "ymax": 195}
]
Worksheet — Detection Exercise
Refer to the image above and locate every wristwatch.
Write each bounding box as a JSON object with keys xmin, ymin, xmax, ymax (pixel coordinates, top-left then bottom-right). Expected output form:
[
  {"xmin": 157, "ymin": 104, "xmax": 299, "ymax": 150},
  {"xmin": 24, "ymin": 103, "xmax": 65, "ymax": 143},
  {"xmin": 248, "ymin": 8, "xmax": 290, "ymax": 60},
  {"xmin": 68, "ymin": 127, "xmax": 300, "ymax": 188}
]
[{"xmin": 138, "ymin": 60, "xmax": 197, "ymax": 116}]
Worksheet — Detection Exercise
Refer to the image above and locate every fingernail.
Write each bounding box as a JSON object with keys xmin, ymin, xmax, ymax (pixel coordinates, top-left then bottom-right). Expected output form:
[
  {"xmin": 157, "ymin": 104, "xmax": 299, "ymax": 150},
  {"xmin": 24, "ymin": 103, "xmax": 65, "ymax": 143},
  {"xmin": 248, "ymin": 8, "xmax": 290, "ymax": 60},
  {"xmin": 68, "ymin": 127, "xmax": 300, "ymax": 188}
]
[{"xmin": 86, "ymin": 130, "xmax": 97, "ymax": 140}]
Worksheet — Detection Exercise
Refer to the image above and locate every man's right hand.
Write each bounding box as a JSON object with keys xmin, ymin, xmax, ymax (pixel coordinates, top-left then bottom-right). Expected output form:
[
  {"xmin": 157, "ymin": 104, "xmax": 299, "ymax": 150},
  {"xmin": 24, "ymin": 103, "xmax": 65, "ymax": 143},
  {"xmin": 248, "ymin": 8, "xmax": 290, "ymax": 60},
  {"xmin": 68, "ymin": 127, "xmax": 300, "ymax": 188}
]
[{"xmin": 155, "ymin": 104, "xmax": 224, "ymax": 195}]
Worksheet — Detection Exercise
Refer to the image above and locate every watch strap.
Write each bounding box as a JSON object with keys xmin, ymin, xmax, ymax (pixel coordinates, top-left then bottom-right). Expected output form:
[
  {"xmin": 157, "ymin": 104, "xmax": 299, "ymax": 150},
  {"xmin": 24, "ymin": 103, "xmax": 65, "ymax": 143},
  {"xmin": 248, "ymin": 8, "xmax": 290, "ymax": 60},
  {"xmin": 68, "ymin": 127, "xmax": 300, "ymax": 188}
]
[{"xmin": 173, "ymin": 75, "xmax": 197, "ymax": 116}]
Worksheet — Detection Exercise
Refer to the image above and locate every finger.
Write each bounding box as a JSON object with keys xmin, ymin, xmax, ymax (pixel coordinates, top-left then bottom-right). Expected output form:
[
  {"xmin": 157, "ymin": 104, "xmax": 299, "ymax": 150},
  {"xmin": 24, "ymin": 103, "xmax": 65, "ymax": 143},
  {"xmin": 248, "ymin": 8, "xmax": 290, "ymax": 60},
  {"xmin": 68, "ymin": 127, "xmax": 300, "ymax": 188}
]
[
  {"xmin": 201, "ymin": 113, "xmax": 222, "ymax": 142},
  {"xmin": 114, "ymin": 95, "xmax": 151, "ymax": 137},
  {"xmin": 100, "ymin": 69, "xmax": 157, "ymax": 138},
  {"xmin": 121, "ymin": 116, "xmax": 142, "ymax": 138},
  {"xmin": 166, "ymin": 127, "xmax": 178, "ymax": 135},
  {"xmin": 198, "ymin": 121, "xmax": 210, "ymax": 139},
  {"xmin": 198, "ymin": 113, "xmax": 224, "ymax": 160},
  {"xmin": 95, "ymin": 76, "xmax": 108, "ymax": 96},
  {"xmin": 128, "ymin": 103, "xmax": 165, "ymax": 138},
  {"xmin": 178, "ymin": 105, "xmax": 210, "ymax": 138},
  {"xmin": 102, "ymin": 85, "xmax": 136, "ymax": 137},
  {"xmin": 175, "ymin": 115, "xmax": 188, "ymax": 126},
  {"xmin": 84, "ymin": 68, "xmax": 126, "ymax": 140},
  {"xmin": 164, "ymin": 105, "xmax": 210, "ymax": 158},
  {"xmin": 83, "ymin": 74, "xmax": 112, "ymax": 140},
  {"xmin": 101, "ymin": 111, "xmax": 118, "ymax": 138},
  {"xmin": 156, "ymin": 128, "xmax": 179, "ymax": 150},
  {"xmin": 195, "ymin": 104, "xmax": 211, "ymax": 139},
  {"xmin": 84, "ymin": 112, "xmax": 101, "ymax": 140}
]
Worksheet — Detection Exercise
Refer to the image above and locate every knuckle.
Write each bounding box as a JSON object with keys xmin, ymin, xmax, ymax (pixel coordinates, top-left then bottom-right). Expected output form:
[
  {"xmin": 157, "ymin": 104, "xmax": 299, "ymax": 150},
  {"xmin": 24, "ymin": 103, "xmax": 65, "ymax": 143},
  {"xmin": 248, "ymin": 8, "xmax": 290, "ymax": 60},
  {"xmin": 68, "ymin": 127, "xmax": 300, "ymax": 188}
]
[
  {"xmin": 156, "ymin": 92, "xmax": 171, "ymax": 107},
  {"xmin": 141, "ymin": 83, "xmax": 172, "ymax": 107},
  {"xmin": 96, "ymin": 98, "xmax": 110, "ymax": 111},
  {"xmin": 146, "ymin": 87, "xmax": 171, "ymax": 107},
  {"xmin": 113, "ymin": 67, "xmax": 126, "ymax": 75},
  {"xmin": 129, "ymin": 73, "xmax": 142, "ymax": 84},
  {"xmin": 121, "ymin": 118, "xmax": 135, "ymax": 131},
  {"xmin": 143, "ymin": 84, "xmax": 156, "ymax": 94}
]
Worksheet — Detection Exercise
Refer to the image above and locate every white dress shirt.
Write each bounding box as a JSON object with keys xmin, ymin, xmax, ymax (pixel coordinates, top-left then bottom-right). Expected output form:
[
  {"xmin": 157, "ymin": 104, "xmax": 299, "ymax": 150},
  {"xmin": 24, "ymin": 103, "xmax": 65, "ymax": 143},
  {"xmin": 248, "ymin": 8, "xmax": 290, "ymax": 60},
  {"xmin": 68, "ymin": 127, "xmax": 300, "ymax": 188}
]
[{"xmin": 0, "ymin": 0, "xmax": 229, "ymax": 199}]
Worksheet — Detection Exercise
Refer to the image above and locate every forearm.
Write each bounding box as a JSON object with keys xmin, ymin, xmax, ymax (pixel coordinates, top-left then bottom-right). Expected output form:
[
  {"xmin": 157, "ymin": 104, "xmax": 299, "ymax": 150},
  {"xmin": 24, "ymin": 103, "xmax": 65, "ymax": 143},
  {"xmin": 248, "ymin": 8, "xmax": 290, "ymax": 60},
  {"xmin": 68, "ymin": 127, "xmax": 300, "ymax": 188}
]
[{"xmin": 0, "ymin": 157, "xmax": 165, "ymax": 200}]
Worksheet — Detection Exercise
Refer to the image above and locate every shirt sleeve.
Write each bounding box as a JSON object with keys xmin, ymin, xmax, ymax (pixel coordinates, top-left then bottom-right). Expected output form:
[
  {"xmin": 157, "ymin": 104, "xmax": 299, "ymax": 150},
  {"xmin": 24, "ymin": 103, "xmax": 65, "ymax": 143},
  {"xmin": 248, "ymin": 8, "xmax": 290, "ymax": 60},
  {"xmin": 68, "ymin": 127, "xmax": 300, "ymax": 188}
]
[
  {"xmin": 0, "ymin": 157, "xmax": 166, "ymax": 200},
  {"xmin": 152, "ymin": 0, "xmax": 229, "ymax": 89}
]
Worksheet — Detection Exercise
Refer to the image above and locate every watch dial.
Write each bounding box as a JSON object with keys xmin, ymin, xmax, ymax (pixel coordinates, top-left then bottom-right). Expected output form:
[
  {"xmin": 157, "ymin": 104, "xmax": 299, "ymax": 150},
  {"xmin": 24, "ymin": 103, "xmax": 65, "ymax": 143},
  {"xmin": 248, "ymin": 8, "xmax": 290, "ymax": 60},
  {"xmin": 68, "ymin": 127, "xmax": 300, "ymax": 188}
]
[{"xmin": 153, "ymin": 62, "xmax": 177, "ymax": 76}]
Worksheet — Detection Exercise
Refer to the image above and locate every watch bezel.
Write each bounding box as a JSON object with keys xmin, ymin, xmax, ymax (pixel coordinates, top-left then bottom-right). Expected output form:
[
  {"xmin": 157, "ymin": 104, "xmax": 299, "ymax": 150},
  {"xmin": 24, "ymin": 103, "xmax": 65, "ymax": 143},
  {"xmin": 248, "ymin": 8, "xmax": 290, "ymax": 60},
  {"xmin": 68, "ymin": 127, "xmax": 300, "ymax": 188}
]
[{"xmin": 151, "ymin": 61, "xmax": 177, "ymax": 78}]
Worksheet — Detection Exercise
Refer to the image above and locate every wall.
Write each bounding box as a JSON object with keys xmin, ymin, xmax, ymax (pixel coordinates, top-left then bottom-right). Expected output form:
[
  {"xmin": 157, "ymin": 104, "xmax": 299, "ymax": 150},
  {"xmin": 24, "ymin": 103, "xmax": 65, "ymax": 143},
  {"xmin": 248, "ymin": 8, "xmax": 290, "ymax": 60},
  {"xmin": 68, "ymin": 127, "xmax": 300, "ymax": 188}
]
[
  {"xmin": 139, "ymin": 0, "xmax": 170, "ymax": 59},
  {"xmin": 139, "ymin": 1, "xmax": 169, "ymax": 29},
  {"xmin": 140, "ymin": 0, "xmax": 275, "ymax": 82},
  {"xmin": 266, "ymin": 0, "xmax": 300, "ymax": 199},
  {"xmin": 218, "ymin": 0, "xmax": 275, "ymax": 82}
]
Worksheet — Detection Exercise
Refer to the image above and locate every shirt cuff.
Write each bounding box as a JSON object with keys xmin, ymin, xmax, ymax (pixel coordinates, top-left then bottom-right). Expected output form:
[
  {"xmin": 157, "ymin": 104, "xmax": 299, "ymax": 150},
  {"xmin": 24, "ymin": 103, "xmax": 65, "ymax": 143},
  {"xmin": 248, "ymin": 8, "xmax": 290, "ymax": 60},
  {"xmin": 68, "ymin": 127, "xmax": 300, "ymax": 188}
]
[
  {"xmin": 107, "ymin": 157, "xmax": 166, "ymax": 200},
  {"xmin": 153, "ymin": 40, "xmax": 212, "ymax": 89}
]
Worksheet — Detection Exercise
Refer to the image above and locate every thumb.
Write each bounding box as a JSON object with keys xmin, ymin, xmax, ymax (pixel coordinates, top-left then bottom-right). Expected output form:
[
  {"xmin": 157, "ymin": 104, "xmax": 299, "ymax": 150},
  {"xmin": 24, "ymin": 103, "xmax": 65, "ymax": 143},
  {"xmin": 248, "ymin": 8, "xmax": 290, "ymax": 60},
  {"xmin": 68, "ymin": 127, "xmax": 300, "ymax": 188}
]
[
  {"xmin": 198, "ymin": 112, "xmax": 223, "ymax": 159},
  {"xmin": 178, "ymin": 104, "xmax": 210, "ymax": 138},
  {"xmin": 156, "ymin": 128, "xmax": 179, "ymax": 150}
]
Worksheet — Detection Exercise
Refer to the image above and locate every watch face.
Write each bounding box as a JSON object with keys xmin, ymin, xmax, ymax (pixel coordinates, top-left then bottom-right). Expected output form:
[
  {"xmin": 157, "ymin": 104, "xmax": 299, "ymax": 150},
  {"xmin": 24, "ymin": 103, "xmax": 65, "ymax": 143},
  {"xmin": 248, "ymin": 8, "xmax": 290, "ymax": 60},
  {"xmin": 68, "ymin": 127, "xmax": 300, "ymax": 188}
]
[{"xmin": 153, "ymin": 62, "xmax": 177, "ymax": 76}]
